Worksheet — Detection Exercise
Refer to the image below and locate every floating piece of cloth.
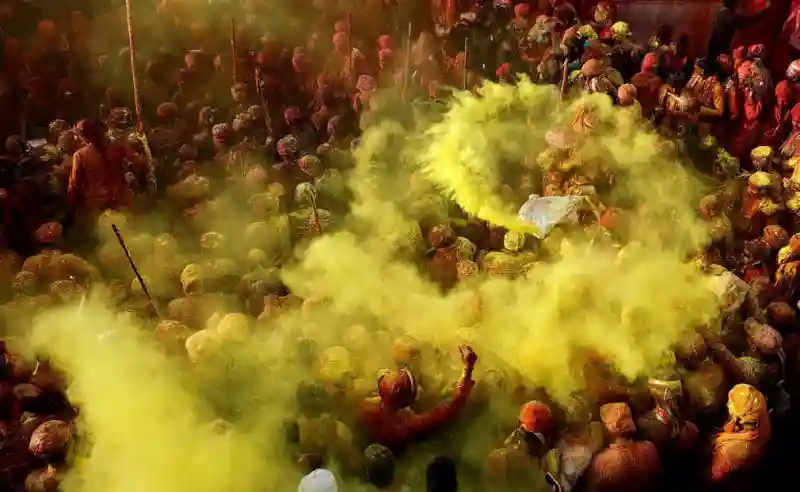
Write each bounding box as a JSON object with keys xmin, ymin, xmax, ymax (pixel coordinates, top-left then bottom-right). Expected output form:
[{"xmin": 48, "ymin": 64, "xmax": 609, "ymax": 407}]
[
  {"xmin": 706, "ymin": 270, "xmax": 749, "ymax": 312},
  {"xmin": 518, "ymin": 194, "xmax": 584, "ymax": 237}
]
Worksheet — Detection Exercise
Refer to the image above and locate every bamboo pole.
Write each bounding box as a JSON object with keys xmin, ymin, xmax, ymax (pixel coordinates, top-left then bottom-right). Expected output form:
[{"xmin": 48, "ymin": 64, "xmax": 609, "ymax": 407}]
[{"xmin": 402, "ymin": 22, "xmax": 412, "ymax": 103}]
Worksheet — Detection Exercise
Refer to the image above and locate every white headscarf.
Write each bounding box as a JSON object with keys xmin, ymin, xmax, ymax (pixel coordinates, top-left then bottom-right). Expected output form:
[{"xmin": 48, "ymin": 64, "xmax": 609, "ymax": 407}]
[{"xmin": 298, "ymin": 469, "xmax": 338, "ymax": 492}]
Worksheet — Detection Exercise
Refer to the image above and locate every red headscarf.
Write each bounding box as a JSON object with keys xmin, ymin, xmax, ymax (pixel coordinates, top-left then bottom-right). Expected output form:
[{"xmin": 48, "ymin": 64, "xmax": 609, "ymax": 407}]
[
  {"xmin": 378, "ymin": 369, "xmax": 417, "ymax": 409},
  {"xmin": 600, "ymin": 403, "xmax": 637, "ymax": 436},
  {"xmin": 378, "ymin": 34, "xmax": 395, "ymax": 51},
  {"xmin": 519, "ymin": 401, "xmax": 553, "ymax": 435},
  {"xmin": 514, "ymin": 3, "xmax": 531, "ymax": 18}
]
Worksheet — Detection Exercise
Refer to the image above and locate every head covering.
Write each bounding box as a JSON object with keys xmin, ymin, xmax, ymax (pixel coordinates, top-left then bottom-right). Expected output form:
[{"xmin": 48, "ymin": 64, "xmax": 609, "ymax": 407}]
[
  {"xmin": 496, "ymin": 63, "xmax": 512, "ymax": 79},
  {"xmin": 647, "ymin": 371, "xmax": 683, "ymax": 400},
  {"xmin": 298, "ymin": 155, "xmax": 322, "ymax": 175},
  {"xmin": 29, "ymin": 420, "xmax": 71, "ymax": 457},
  {"xmin": 36, "ymin": 223, "xmax": 62, "ymax": 245},
  {"xmin": 641, "ymin": 52, "xmax": 659, "ymax": 72},
  {"xmin": 277, "ymin": 135, "xmax": 299, "ymax": 159},
  {"xmin": 767, "ymin": 301, "xmax": 795, "ymax": 326},
  {"xmin": 392, "ymin": 336, "xmax": 421, "ymax": 365},
  {"xmin": 599, "ymin": 402, "xmax": 636, "ymax": 437},
  {"xmin": 762, "ymin": 225, "xmax": 789, "ymax": 250},
  {"xmin": 299, "ymin": 468, "xmax": 338, "ymax": 492},
  {"xmin": 156, "ymin": 102, "xmax": 179, "ymax": 121},
  {"xmin": 514, "ymin": 2, "xmax": 531, "ymax": 17},
  {"xmin": 211, "ymin": 123, "xmax": 232, "ymax": 141},
  {"xmin": 746, "ymin": 322, "xmax": 783, "ymax": 355},
  {"xmin": 154, "ymin": 320, "xmax": 192, "ymax": 348},
  {"xmin": 519, "ymin": 400, "xmax": 553, "ymax": 435},
  {"xmin": 577, "ymin": 25, "xmax": 598, "ymax": 40},
  {"xmin": 356, "ymin": 75, "xmax": 377, "ymax": 93},
  {"xmin": 581, "ymin": 59, "xmax": 604, "ymax": 77},
  {"xmin": 364, "ymin": 444, "xmax": 395, "ymax": 488},
  {"xmin": 378, "ymin": 34, "xmax": 395, "ymax": 51},
  {"xmin": 216, "ymin": 313, "xmax": 250, "ymax": 342},
  {"xmin": 747, "ymin": 44, "xmax": 765, "ymax": 58},
  {"xmin": 618, "ymin": 83, "xmax": 637, "ymax": 102},
  {"xmin": 454, "ymin": 237, "xmax": 477, "ymax": 261},
  {"xmin": 378, "ymin": 368, "xmax": 417, "ymax": 408},
  {"xmin": 180, "ymin": 264, "xmax": 203, "ymax": 293},
  {"xmin": 185, "ymin": 329, "xmax": 221, "ymax": 362},
  {"xmin": 429, "ymin": 224, "xmax": 456, "ymax": 248},
  {"xmin": 748, "ymin": 171, "xmax": 772, "ymax": 189},
  {"xmin": 610, "ymin": 21, "xmax": 631, "ymax": 39},
  {"xmin": 200, "ymin": 231, "xmax": 225, "ymax": 251},
  {"xmin": 726, "ymin": 384, "xmax": 766, "ymax": 422},
  {"xmin": 787, "ymin": 60, "xmax": 800, "ymax": 82},
  {"xmin": 751, "ymin": 146, "xmax": 773, "ymax": 163}
]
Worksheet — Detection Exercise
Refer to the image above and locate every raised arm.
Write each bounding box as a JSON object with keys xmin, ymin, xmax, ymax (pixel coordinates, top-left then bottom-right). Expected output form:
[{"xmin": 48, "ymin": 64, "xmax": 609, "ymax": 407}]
[{"xmin": 388, "ymin": 345, "xmax": 478, "ymax": 443}]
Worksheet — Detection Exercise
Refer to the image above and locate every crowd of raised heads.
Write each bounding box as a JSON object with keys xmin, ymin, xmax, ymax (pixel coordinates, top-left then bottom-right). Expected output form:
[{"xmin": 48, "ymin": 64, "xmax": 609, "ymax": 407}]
[{"xmin": 1, "ymin": 0, "xmax": 800, "ymax": 491}]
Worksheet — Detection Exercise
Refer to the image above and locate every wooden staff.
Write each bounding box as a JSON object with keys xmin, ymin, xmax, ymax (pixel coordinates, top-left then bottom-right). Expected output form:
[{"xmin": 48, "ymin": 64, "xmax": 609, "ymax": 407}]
[
  {"xmin": 402, "ymin": 22, "xmax": 412, "ymax": 103},
  {"xmin": 463, "ymin": 38, "xmax": 468, "ymax": 91},
  {"xmin": 230, "ymin": 18, "xmax": 238, "ymax": 83},
  {"xmin": 124, "ymin": 0, "xmax": 143, "ymax": 134},
  {"xmin": 559, "ymin": 59, "xmax": 569, "ymax": 100},
  {"xmin": 124, "ymin": 0, "xmax": 155, "ymax": 189},
  {"xmin": 253, "ymin": 67, "xmax": 270, "ymax": 130},
  {"xmin": 347, "ymin": 13, "xmax": 353, "ymax": 76},
  {"xmin": 112, "ymin": 224, "xmax": 161, "ymax": 319}
]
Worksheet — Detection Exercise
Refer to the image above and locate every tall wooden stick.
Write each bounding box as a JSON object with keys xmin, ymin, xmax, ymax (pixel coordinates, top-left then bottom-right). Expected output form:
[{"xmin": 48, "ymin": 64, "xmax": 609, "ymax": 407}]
[
  {"xmin": 112, "ymin": 224, "xmax": 160, "ymax": 319},
  {"xmin": 402, "ymin": 22, "xmax": 412, "ymax": 103},
  {"xmin": 124, "ymin": 0, "xmax": 143, "ymax": 134},
  {"xmin": 463, "ymin": 38, "xmax": 468, "ymax": 91},
  {"xmin": 254, "ymin": 67, "xmax": 270, "ymax": 130},
  {"xmin": 347, "ymin": 13, "xmax": 353, "ymax": 76},
  {"xmin": 124, "ymin": 0, "xmax": 156, "ymax": 193},
  {"xmin": 560, "ymin": 60, "xmax": 569, "ymax": 100},
  {"xmin": 230, "ymin": 18, "xmax": 238, "ymax": 83}
]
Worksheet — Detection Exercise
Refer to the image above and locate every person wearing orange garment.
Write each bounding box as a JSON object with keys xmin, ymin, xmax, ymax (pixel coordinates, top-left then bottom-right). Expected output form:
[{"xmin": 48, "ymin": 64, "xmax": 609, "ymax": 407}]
[
  {"xmin": 358, "ymin": 346, "xmax": 477, "ymax": 453},
  {"xmin": 67, "ymin": 119, "xmax": 145, "ymax": 231},
  {"xmin": 708, "ymin": 384, "xmax": 772, "ymax": 488},
  {"xmin": 584, "ymin": 402, "xmax": 661, "ymax": 492}
]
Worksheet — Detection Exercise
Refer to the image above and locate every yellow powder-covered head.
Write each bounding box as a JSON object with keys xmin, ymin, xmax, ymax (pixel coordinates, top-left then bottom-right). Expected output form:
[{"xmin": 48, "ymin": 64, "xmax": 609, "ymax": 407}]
[{"xmin": 748, "ymin": 171, "xmax": 772, "ymax": 189}]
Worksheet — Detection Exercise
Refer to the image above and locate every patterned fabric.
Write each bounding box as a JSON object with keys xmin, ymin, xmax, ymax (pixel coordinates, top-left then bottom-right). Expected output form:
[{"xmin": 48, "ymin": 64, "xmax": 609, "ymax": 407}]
[
  {"xmin": 277, "ymin": 135, "xmax": 300, "ymax": 159},
  {"xmin": 711, "ymin": 384, "xmax": 771, "ymax": 482}
]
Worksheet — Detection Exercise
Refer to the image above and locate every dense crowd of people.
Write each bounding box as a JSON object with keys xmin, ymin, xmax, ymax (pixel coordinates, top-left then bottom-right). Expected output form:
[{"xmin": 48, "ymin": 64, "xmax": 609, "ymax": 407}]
[{"xmin": 0, "ymin": 0, "xmax": 800, "ymax": 491}]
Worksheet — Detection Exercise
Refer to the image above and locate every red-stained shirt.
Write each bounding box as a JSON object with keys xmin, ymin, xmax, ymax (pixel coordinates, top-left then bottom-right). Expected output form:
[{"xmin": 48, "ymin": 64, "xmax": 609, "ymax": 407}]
[{"xmin": 358, "ymin": 378, "xmax": 474, "ymax": 452}]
